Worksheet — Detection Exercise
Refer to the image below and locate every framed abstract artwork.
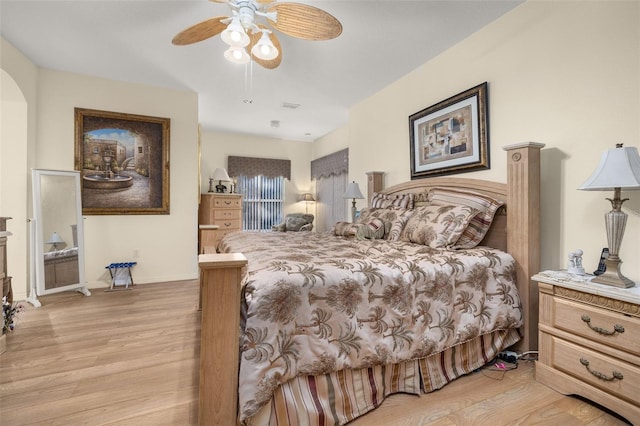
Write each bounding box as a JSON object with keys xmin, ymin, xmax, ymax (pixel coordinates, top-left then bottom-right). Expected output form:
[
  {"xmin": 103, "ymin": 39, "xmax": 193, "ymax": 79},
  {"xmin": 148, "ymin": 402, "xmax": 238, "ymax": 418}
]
[{"xmin": 409, "ymin": 82, "xmax": 489, "ymax": 179}]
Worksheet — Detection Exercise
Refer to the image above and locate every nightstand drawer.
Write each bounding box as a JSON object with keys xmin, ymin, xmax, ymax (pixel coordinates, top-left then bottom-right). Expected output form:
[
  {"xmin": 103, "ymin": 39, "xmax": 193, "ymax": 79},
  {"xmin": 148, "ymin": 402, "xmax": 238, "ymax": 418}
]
[
  {"xmin": 212, "ymin": 219, "xmax": 241, "ymax": 230},
  {"xmin": 551, "ymin": 336, "xmax": 640, "ymax": 405},
  {"xmin": 214, "ymin": 209, "xmax": 241, "ymax": 220},
  {"xmin": 549, "ymin": 296, "xmax": 640, "ymax": 355}
]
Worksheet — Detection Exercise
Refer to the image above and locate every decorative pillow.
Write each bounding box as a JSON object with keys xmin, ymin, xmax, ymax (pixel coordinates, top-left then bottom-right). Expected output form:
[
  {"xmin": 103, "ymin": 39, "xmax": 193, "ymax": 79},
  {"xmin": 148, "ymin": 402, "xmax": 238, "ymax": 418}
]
[
  {"xmin": 356, "ymin": 217, "xmax": 386, "ymax": 240},
  {"xmin": 387, "ymin": 214, "xmax": 411, "ymax": 241},
  {"xmin": 427, "ymin": 188, "xmax": 504, "ymax": 249},
  {"xmin": 333, "ymin": 221, "xmax": 359, "ymax": 237},
  {"xmin": 358, "ymin": 207, "xmax": 412, "ymax": 239},
  {"xmin": 399, "ymin": 204, "xmax": 478, "ymax": 248},
  {"xmin": 370, "ymin": 192, "xmax": 415, "ymax": 209}
]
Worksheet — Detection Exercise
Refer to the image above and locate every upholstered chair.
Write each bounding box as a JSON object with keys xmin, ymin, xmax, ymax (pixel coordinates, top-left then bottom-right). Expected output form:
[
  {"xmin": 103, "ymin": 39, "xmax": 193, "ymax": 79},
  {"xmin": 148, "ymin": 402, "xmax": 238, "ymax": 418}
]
[{"xmin": 272, "ymin": 213, "xmax": 314, "ymax": 232}]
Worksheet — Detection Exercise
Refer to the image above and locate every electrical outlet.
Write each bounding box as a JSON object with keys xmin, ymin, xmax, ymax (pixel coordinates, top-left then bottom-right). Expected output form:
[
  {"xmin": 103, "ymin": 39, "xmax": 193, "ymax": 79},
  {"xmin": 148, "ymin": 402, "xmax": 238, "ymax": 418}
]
[{"xmin": 133, "ymin": 249, "xmax": 140, "ymax": 258}]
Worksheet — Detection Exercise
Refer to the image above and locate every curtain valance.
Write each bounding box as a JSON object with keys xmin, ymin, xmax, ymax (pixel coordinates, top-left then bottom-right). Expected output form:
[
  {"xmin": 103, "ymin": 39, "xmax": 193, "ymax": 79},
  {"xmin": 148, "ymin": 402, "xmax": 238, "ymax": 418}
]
[
  {"xmin": 310, "ymin": 148, "xmax": 349, "ymax": 180},
  {"xmin": 228, "ymin": 156, "xmax": 291, "ymax": 180}
]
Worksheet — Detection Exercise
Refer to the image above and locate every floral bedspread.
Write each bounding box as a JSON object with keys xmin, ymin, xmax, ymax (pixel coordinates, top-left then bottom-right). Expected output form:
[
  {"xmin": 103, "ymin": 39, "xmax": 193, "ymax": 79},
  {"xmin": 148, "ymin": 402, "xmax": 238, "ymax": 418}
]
[{"xmin": 218, "ymin": 231, "xmax": 523, "ymax": 422}]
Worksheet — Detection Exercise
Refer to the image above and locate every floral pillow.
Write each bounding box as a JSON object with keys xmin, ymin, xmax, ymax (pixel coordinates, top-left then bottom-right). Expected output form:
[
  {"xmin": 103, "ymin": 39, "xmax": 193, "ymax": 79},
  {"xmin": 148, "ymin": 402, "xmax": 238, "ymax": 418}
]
[
  {"xmin": 399, "ymin": 204, "xmax": 478, "ymax": 248},
  {"xmin": 427, "ymin": 188, "xmax": 504, "ymax": 249}
]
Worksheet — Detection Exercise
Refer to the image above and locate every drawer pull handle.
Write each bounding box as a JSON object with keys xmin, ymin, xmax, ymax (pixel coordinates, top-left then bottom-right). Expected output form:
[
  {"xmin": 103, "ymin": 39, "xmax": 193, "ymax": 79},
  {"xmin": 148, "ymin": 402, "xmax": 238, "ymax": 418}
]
[
  {"xmin": 581, "ymin": 315, "xmax": 625, "ymax": 336},
  {"xmin": 224, "ymin": 201, "xmax": 232, "ymax": 205},
  {"xmin": 224, "ymin": 222, "xmax": 231, "ymax": 227},
  {"xmin": 579, "ymin": 358, "xmax": 623, "ymax": 382}
]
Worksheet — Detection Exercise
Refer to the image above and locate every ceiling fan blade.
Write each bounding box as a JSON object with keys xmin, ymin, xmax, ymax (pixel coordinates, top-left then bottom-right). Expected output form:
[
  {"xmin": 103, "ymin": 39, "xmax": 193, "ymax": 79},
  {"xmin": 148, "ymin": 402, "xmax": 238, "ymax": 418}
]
[
  {"xmin": 267, "ymin": 3, "xmax": 342, "ymax": 41},
  {"xmin": 247, "ymin": 27, "xmax": 282, "ymax": 69},
  {"xmin": 172, "ymin": 16, "xmax": 229, "ymax": 46}
]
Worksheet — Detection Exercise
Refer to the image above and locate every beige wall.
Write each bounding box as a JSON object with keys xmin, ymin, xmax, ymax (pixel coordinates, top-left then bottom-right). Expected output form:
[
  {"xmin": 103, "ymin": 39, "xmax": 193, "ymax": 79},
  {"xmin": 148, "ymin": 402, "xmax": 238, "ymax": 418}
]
[
  {"xmin": 200, "ymin": 131, "xmax": 313, "ymax": 216},
  {"xmin": 316, "ymin": 0, "xmax": 640, "ymax": 282},
  {"xmin": 1, "ymin": 48, "xmax": 200, "ymax": 299},
  {"xmin": 1, "ymin": 38, "xmax": 38, "ymax": 301}
]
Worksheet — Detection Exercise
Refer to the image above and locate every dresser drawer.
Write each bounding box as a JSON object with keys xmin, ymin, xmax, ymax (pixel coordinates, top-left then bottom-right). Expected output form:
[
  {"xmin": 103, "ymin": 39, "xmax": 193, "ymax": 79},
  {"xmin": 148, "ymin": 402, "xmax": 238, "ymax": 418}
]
[
  {"xmin": 212, "ymin": 219, "xmax": 241, "ymax": 231},
  {"xmin": 550, "ymin": 336, "xmax": 640, "ymax": 406},
  {"xmin": 213, "ymin": 197, "xmax": 242, "ymax": 209},
  {"xmin": 213, "ymin": 209, "xmax": 241, "ymax": 220},
  {"xmin": 547, "ymin": 296, "xmax": 640, "ymax": 355}
]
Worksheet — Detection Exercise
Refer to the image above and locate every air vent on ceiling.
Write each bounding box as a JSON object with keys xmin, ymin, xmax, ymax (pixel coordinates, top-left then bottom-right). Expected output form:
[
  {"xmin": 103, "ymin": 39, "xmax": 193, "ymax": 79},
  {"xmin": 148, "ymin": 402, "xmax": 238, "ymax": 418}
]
[{"xmin": 282, "ymin": 102, "xmax": 301, "ymax": 110}]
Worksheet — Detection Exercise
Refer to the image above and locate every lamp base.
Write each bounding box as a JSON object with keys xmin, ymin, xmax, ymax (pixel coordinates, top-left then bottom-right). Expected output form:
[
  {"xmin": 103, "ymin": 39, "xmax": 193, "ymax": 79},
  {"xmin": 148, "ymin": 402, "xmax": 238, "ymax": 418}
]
[{"xmin": 591, "ymin": 258, "xmax": 635, "ymax": 288}]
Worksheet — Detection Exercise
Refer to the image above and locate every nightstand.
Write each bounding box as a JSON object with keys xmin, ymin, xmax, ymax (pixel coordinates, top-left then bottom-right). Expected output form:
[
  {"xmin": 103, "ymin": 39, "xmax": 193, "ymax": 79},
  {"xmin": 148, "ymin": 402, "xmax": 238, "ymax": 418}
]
[{"xmin": 533, "ymin": 270, "xmax": 640, "ymax": 425}]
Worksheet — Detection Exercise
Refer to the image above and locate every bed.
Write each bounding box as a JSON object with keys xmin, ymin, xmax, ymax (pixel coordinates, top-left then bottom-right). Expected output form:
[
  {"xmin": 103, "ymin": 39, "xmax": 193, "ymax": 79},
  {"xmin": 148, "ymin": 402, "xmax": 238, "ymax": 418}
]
[{"xmin": 198, "ymin": 142, "xmax": 544, "ymax": 425}]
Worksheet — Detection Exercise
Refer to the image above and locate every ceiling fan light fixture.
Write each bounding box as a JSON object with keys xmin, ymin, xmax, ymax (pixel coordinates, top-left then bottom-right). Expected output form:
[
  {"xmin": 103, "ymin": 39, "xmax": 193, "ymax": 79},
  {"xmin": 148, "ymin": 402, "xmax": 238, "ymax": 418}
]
[
  {"xmin": 224, "ymin": 46, "xmax": 250, "ymax": 64},
  {"xmin": 251, "ymin": 32, "xmax": 278, "ymax": 61},
  {"xmin": 221, "ymin": 18, "xmax": 250, "ymax": 47}
]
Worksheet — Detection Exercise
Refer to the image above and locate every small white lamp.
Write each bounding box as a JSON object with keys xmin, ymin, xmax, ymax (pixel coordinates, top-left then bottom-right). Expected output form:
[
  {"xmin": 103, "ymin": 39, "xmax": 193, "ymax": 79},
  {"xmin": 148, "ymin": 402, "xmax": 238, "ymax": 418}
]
[
  {"xmin": 46, "ymin": 232, "xmax": 65, "ymax": 251},
  {"xmin": 343, "ymin": 181, "xmax": 364, "ymax": 223},
  {"xmin": 579, "ymin": 143, "xmax": 640, "ymax": 288},
  {"xmin": 211, "ymin": 168, "xmax": 231, "ymax": 193}
]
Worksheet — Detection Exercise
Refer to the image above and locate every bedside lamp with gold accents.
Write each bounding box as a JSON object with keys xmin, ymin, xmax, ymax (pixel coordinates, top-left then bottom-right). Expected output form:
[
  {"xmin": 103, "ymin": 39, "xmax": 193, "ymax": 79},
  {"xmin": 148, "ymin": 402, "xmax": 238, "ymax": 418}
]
[{"xmin": 579, "ymin": 143, "xmax": 640, "ymax": 288}]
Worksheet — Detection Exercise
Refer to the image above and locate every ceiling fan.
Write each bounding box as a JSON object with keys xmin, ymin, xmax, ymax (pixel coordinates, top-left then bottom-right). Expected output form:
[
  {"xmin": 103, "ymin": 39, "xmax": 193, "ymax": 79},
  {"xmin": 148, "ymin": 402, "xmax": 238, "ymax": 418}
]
[{"xmin": 172, "ymin": 0, "xmax": 343, "ymax": 69}]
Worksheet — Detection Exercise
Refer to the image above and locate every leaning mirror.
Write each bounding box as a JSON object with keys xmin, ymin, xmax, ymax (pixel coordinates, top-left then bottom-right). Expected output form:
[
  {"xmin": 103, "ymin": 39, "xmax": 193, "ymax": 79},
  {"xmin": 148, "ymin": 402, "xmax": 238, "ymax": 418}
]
[{"xmin": 31, "ymin": 169, "xmax": 90, "ymax": 299}]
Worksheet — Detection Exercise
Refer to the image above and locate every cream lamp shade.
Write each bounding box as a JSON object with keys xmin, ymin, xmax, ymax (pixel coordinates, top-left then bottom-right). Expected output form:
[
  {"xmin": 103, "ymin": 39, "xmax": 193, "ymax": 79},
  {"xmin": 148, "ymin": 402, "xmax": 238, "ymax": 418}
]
[
  {"xmin": 343, "ymin": 181, "xmax": 364, "ymax": 223},
  {"xmin": 212, "ymin": 168, "xmax": 231, "ymax": 193},
  {"xmin": 579, "ymin": 144, "xmax": 640, "ymax": 287},
  {"xmin": 301, "ymin": 193, "xmax": 315, "ymax": 214}
]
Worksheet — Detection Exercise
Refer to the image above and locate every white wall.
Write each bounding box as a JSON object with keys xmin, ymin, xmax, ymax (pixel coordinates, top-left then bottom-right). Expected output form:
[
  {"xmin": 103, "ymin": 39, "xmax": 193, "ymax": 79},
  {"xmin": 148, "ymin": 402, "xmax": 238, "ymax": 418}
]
[
  {"xmin": 316, "ymin": 1, "xmax": 640, "ymax": 281},
  {"xmin": 200, "ymin": 130, "xmax": 313, "ymax": 216}
]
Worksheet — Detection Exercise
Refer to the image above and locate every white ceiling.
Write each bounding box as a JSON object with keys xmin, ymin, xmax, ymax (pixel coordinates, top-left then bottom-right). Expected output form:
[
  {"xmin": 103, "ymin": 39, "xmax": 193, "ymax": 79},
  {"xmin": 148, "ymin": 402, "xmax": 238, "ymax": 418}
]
[{"xmin": 0, "ymin": 0, "xmax": 523, "ymax": 142}]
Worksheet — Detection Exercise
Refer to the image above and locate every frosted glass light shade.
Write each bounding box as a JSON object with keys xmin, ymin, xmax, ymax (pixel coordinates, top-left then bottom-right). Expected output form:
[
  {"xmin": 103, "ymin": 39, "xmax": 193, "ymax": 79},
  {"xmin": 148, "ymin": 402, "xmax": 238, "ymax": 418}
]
[
  {"xmin": 224, "ymin": 47, "xmax": 250, "ymax": 64},
  {"xmin": 221, "ymin": 18, "xmax": 250, "ymax": 48},
  {"xmin": 251, "ymin": 32, "xmax": 278, "ymax": 60}
]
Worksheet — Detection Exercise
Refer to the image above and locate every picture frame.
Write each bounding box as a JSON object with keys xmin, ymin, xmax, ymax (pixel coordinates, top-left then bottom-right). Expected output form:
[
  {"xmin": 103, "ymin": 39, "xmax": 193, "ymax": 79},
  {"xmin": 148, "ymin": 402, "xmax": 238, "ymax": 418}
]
[
  {"xmin": 74, "ymin": 108, "xmax": 170, "ymax": 215},
  {"xmin": 409, "ymin": 82, "xmax": 489, "ymax": 179}
]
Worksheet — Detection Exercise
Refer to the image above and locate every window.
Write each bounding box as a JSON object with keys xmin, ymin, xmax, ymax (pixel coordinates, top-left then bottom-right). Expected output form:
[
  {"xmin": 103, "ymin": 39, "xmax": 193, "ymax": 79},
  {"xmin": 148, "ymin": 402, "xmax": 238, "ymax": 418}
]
[{"xmin": 237, "ymin": 175, "xmax": 285, "ymax": 231}]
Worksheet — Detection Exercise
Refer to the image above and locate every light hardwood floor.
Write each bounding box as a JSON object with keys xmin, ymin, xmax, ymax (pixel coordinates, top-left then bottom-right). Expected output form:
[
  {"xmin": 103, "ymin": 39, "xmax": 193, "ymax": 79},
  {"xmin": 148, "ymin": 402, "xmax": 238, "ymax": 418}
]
[{"xmin": 0, "ymin": 280, "xmax": 631, "ymax": 425}]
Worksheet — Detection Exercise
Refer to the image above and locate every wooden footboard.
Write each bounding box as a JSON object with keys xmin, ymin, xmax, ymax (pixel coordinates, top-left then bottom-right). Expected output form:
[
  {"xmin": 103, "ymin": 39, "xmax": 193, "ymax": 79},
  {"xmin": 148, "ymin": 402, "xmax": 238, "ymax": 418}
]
[
  {"xmin": 198, "ymin": 253, "xmax": 247, "ymax": 426},
  {"xmin": 197, "ymin": 142, "xmax": 543, "ymax": 425}
]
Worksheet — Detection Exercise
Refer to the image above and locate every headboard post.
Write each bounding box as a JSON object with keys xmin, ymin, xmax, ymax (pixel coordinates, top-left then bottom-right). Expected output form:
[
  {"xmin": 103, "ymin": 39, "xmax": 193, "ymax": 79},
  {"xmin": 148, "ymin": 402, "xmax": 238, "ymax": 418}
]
[
  {"xmin": 366, "ymin": 171, "xmax": 384, "ymax": 205},
  {"xmin": 503, "ymin": 142, "xmax": 545, "ymax": 352}
]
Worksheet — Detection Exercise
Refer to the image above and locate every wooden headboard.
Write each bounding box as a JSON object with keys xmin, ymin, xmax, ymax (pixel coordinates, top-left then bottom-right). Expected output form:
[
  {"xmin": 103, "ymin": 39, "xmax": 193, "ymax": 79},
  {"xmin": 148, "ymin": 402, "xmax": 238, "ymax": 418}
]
[{"xmin": 366, "ymin": 142, "xmax": 544, "ymax": 352}]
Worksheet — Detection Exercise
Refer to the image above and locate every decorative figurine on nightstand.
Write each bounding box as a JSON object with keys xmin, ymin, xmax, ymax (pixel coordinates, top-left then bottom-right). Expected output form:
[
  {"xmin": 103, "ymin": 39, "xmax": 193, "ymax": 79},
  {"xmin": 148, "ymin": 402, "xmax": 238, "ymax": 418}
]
[{"xmin": 568, "ymin": 249, "xmax": 585, "ymax": 275}]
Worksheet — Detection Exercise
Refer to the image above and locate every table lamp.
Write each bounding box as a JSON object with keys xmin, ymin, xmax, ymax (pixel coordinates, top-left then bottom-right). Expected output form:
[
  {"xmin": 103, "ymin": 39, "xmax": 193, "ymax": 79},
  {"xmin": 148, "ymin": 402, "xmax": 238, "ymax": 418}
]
[
  {"xmin": 301, "ymin": 193, "xmax": 315, "ymax": 214},
  {"xmin": 46, "ymin": 232, "xmax": 64, "ymax": 251},
  {"xmin": 211, "ymin": 168, "xmax": 231, "ymax": 193},
  {"xmin": 579, "ymin": 143, "xmax": 640, "ymax": 288},
  {"xmin": 343, "ymin": 181, "xmax": 364, "ymax": 223}
]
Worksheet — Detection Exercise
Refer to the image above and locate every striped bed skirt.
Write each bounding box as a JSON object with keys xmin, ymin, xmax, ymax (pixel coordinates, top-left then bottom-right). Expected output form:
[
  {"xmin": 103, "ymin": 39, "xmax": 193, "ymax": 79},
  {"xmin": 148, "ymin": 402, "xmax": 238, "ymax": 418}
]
[{"xmin": 245, "ymin": 328, "xmax": 520, "ymax": 425}]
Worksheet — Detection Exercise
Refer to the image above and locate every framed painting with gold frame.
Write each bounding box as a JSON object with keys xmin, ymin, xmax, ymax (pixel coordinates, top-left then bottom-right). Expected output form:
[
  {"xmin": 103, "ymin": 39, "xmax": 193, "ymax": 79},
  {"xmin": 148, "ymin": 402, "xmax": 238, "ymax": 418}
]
[
  {"xmin": 74, "ymin": 108, "xmax": 170, "ymax": 215},
  {"xmin": 409, "ymin": 82, "xmax": 489, "ymax": 179}
]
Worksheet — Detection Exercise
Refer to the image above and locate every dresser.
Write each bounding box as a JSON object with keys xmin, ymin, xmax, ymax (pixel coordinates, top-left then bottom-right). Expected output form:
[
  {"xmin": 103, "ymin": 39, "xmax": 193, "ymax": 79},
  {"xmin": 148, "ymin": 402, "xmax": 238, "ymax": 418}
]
[
  {"xmin": 533, "ymin": 270, "xmax": 640, "ymax": 425},
  {"xmin": 198, "ymin": 194, "xmax": 242, "ymax": 253}
]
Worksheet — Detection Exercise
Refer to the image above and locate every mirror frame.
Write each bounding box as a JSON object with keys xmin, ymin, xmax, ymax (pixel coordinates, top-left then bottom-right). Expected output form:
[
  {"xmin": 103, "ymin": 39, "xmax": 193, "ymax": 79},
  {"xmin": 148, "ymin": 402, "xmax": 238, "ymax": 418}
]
[{"xmin": 32, "ymin": 169, "xmax": 90, "ymax": 297}]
